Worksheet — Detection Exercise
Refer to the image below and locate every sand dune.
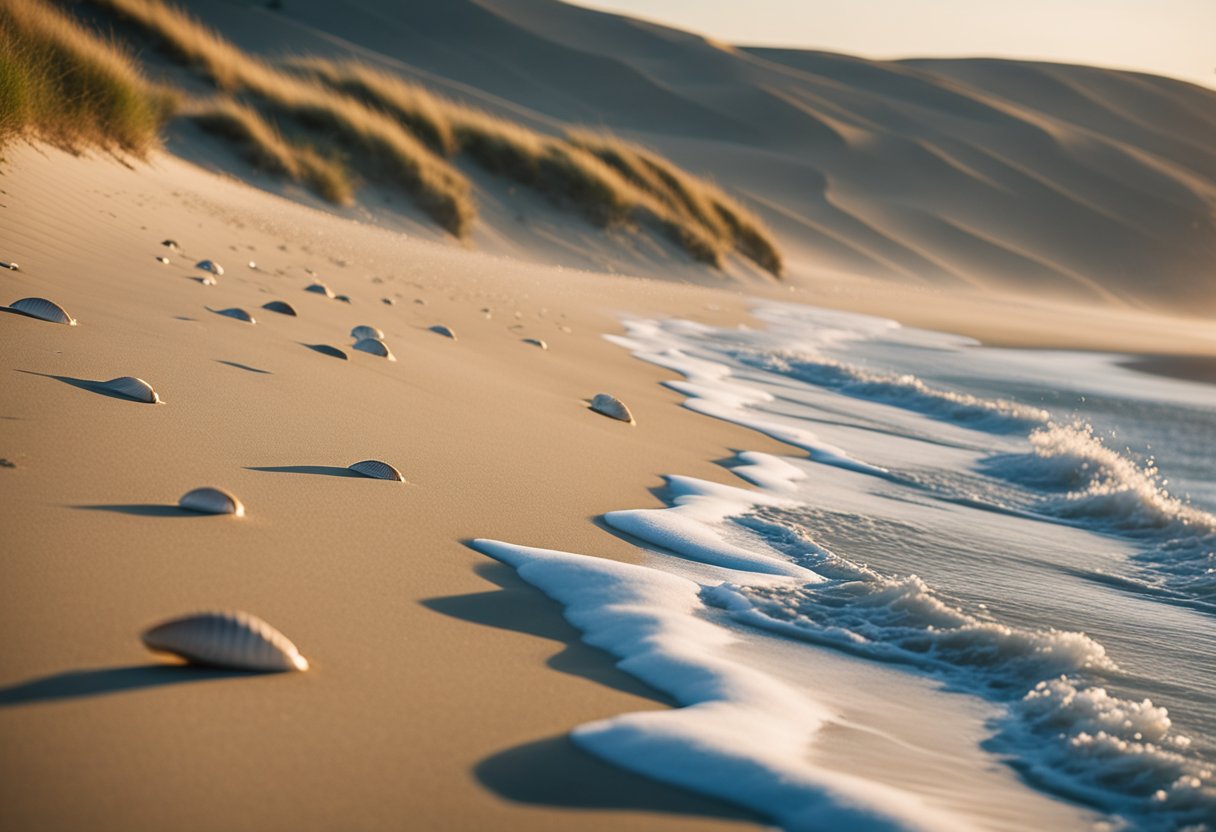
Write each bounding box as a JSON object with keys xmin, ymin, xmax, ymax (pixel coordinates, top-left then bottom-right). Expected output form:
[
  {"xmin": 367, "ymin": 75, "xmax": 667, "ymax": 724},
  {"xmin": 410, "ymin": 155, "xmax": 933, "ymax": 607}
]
[{"xmin": 161, "ymin": 0, "xmax": 1216, "ymax": 313}]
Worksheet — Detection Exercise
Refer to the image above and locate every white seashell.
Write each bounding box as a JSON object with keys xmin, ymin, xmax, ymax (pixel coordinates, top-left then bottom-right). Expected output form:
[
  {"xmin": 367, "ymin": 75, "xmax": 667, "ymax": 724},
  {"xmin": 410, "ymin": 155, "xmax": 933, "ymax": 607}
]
[
  {"xmin": 156, "ymin": 256, "xmax": 170, "ymax": 264},
  {"xmin": 142, "ymin": 610, "xmax": 308, "ymax": 672},
  {"xmin": 162, "ymin": 239, "xmax": 178, "ymax": 249},
  {"xmin": 349, "ymin": 459, "xmax": 405, "ymax": 482},
  {"xmin": 523, "ymin": 338, "xmax": 548, "ymax": 350},
  {"xmin": 1, "ymin": 261, "xmax": 18, "ymax": 271},
  {"xmin": 430, "ymin": 324, "xmax": 457, "ymax": 340},
  {"xmin": 335, "ymin": 294, "xmax": 351, "ymax": 304},
  {"xmin": 247, "ymin": 260, "xmax": 257, "ymax": 269},
  {"xmin": 198, "ymin": 275, "xmax": 217, "ymax": 286},
  {"xmin": 215, "ymin": 307, "xmax": 255, "ymax": 323},
  {"xmin": 304, "ymin": 282, "xmax": 334, "ymax": 298},
  {"xmin": 9, "ymin": 297, "xmax": 76, "ymax": 325},
  {"xmin": 195, "ymin": 259, "xmax": 224, "ymax": 275},
  {"xmin": 590, "ymin": 393, "xmax": 634, "ymax": 424},
  {"xmin": 101, "ymin": 376, "xmax": 159, "ymax": 403},
  {"xmin": 262, "ymin": 300, "xmax": 297, "ymax": 316},
  {"xmin": 353, "ymin": 337, "xmax": 395, "ymax": 361},
  {"xmin": 350, "ymin": 324, "xmax": 383, "ymax": 340},
  {"xmin": 179, "ymin": 486, "xmax": 244, "ymax": 516}
]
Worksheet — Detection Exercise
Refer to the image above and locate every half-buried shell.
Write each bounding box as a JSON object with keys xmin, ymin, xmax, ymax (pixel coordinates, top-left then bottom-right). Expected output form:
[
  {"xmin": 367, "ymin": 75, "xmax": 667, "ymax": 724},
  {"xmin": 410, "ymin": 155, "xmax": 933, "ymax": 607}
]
[
  {"xmin": 142, "ymin": 610, "xmax": 308, "ymax": 672},
  {"xmin": 430, "ymin": 324, "xmax": 457, "ymax": 340},
  {"xmin": 215, "ymin": 307, "xmax": 255, "ymax": 323},
  {"xmin": 262, "ymin": 300, "xmax": 298, "ymax": 316},
  {"xmin": 353, "ymin": 337, "xmax": 395, "ymax": 361},
  {"xmin": 9, "ymin": 297, "xmax": 76, "ymax": 325},
  {"xmin": 590, "ymin": 393, "xmax": 635, "ymax": 424},
  {"xmin": 523, "ymin": 338, "xmax": 548, "ymax": 350},
  {"xmin": 101, "ymin": 376, "xmax": 160, "ymax": 403},
  {"xmin": 334, "ymin": 294, "xmax": 351, "ymax": 304},
  {"xmin": 195, "ymin": 259, "xmax": 224, "ymax": 275},
  {"xmin": 179, "ymin": 486, "xmax": 244, "ymax": 516},
  {"xmin": 350, "ymin": 324, "xmax": 383, "ymax": 340},
  {"xmin": 304, "ymin": 282, "xmax": 334, "ymax": 298},
  {"xmin": 349, "ymin": 459, "xmax": 405, "ymax": 482},
  {"xmin": 162, "ymin": 239, "xmax": 178, "ymax": 249}
]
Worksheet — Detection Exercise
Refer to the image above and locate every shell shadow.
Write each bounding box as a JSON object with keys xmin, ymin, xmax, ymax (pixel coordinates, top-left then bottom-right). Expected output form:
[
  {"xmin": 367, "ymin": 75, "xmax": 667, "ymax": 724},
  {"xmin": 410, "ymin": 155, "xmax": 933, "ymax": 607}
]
[
  {"xmin": 246, "ymin": 465, "xmax": 359, "ymax": 478},
  {"xmin": 16, "ymin": 370, "xmax": 143, "ymax": 402},
  {"xmin": 0, "ymin": 664, "xmax": 257, "ymax": 707},
  {"xmin": 300, "ymin": 343, "xmax": 348, "ymax": 359},
  {"xmin": 215, "ymin": 360, "xmax": 271, "ymax": 374},
  {"xmin": 71, "ymin": 504, "xmax": 200, "ymax": 517}
]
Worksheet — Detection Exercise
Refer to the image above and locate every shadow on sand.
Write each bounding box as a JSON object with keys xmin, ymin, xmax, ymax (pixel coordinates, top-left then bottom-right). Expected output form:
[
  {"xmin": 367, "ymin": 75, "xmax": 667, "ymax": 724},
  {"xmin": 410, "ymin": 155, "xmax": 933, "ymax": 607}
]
[
  {"xmin": 16, "ymin": 370, "xmax": 145, "ymax": 402},
  {"xmin": 0, "ymin": 664, "xmax": 255, "ymax": 707},
  {"xmin": 423, "ymin": 553, "xmax": 762, "ymax": 825},
  {"xmin": 70, "ymin": 503, "xmax": 200, "ymax": 517},
  {"xmin": 246, "ymin": 465, "xmax": 359, "ymax": 478}
]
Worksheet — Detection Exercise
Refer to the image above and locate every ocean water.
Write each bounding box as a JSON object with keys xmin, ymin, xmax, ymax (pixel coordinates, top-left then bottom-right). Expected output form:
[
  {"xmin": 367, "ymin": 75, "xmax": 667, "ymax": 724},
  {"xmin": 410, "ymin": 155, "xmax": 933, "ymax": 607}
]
[{"xmin": 475, "ymin": 302, "xmax": 1216, "ymax": 831}]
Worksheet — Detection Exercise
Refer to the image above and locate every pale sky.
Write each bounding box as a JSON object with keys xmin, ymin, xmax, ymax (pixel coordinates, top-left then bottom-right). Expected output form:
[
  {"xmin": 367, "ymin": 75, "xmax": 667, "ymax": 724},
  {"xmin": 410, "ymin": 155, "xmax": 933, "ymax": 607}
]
[{"xmin": 571, "ymin": 0, "xmax": 1216, "ymax": 90}]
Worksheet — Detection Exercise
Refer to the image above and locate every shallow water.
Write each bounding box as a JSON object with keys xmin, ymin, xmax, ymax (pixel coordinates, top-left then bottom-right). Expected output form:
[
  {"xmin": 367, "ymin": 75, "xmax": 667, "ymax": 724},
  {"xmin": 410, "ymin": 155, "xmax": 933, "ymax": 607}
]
[{"xmin": 481, "ymin": 301, "xmax": 1216, "ymax": 831}]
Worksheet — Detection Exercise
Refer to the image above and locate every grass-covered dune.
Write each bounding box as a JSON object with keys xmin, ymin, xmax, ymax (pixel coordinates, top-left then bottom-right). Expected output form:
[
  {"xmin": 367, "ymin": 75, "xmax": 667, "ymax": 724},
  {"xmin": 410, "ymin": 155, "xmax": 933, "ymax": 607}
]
[{"xmin": 0, "ymin": 0, "xmax": 783, "ymax": 276}]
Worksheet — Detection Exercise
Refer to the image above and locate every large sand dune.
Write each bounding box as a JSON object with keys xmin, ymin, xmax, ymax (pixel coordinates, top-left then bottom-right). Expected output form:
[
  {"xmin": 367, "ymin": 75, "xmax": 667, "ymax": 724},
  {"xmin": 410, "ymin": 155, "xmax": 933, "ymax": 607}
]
[{"xmin": 168, "ymin": 0, "xmax": 1216, "ymax": 314}]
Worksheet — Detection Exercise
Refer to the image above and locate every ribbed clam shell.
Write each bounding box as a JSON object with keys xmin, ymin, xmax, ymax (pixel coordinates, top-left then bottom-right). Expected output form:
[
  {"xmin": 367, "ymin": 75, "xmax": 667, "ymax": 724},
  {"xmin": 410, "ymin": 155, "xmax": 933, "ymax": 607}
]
[
  {"xmin": 262, "ymin": 300, "xmax": 298, "ymax": 316},
  {"xmin": 523, "ymin": 338, "xmax": 548, "ymax": 350},
  {"xmin": 350, "ymin": 324, "xmax": 383, "ymax": 340},
  {"xmin": 353, "ymin": 337, "xmax": 395, "ymax": 361},
  {"xmin": 162, "ymin": 239, "xmax": 178, "ymax": 249},
  {"xmin": 304, "ymin": 282, "xmax": 334, "ymax": 298},
  {"xmin": 179, "ymin": 486, "xmax": 244, "ymax": 516},
  {"xmin": 156, "ymin": 256, "xmax": 170, "ymax": 264},
  {"xmin": 430, "ymin": 324, "xmax": 457, "ymax": 340},
  {"xmin": 349, "ymin": 459, "xmax": 405, "ymax": 482},
  {"xmin": 195, "ymin": 259, "xmax": 224, "ymax": 275},
  {"xmin": 101, "ymin": 376, "xmax": 159, "ymax": 403},
  {"xmin": 142, "ymin": 610, "xmax": 308, "ymax": 672},
  {"xmin": 335, "ymin": 294, "xmax": 351, "ymax": 304},
  {"xmin": 216, "ymin": 307, "xmax": 255, "ymax": 323},
  {"xmin": 9, "ymin": 297, "xmax": 76, "ymax": 325},
  {"xmin": 590, "ymin": 393, "xmax": 635, "ymax": 424}
]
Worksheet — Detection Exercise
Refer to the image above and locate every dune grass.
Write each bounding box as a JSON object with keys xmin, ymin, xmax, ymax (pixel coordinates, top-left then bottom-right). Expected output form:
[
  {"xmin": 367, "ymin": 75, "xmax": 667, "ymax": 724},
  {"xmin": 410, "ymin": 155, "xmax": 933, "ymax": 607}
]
[
  {"xmin": 292, "ymin": 58, "xmax": 783, "ymax": 275},
  {"xmin": 88, "ymin": 0, "xmax": 473, "ymax": 235},
  {"xmin": 188, "ymin": 97, "xmax": 353, "ymax": 205},
  {"xmin": 0, "ymin": 0, "xmax": 175, "ymax": 154},
  {"xmin": 63, "ymin": 0, "xmax": 783, "ymax": 271}
]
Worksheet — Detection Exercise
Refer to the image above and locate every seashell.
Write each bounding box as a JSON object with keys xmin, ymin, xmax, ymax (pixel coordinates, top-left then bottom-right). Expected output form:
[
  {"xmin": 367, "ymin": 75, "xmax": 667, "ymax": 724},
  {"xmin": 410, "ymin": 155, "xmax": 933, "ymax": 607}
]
[
  {"xmin": 195, "ymin": 259, "xmax": 224, "ymax": 275},
  {"xmin": 215, "ymin": 307, "xmax": 255, "ymax": 323},
  {"xmin": 179, "ymin": 486, "xmax": 244, "ymax": 516},
  {"xmin": 156, "ymin": 256, "xmax": 170, "ymax": 264},
  {"xmin": 262, "ymin": 300, "xmax": 297, "ymax": 316},
  {"xmin": 381, "ymin": 297, "xmax": 395, "ymax": 306},
  {"xmin": 349, "ymin": 459, "xmax": 405, "ymax": 482},
  {"xmin": 142, "ymin": 610, "xmax": 308, "ymax": 672},
  {"xmin": 590, "ymin": 393, "xmax": 634, "ymax": 424},
  {"xmin": 2, "ymin": 261, "xmax": 20, "ymax": 271},
  {"xmin": 430, "ymin": 324, "xmax": 457, "ymax": 340},
  {"xmin": 162, "ymin": 239, "xmax": 178, "ymax": 249},
  {"xmin": 198, "ymin": 275, "xmax": 217, "ymax": 286},
  {"xmin": 523, "ymin": 338, "xmax": 548, "ymax": 350},
  {"xmin": 9, "ymin": 297, "xmax": 76, "ymax": 325},
  {"xmin": 101, "ymin": 376, "xmax": 159, "ymax": 403},
  {"xmin": 334, "ymin": 294, "xmax": 351, "ymax": 304},
  {"xmin": 350, "ymin": 324, "xmax": 383, "ymax": 340},
  {"xmin": 353, "ymin": 337, "xmax": 395, "ymax": 361},
  {"xmin": 305, "ymin": 282, "xmax": 334, "ymax": 298},
  {"xmin": 247, "ymin": 260, "xmax": 257, "ymax": 269}
]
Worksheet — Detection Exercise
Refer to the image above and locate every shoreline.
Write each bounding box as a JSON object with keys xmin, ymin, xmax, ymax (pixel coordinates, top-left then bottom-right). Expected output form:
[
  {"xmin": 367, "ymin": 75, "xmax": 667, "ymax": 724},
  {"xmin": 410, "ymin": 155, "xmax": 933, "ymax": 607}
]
[{"xmin": 0, "ymin": 144, "xmax": 1209, "ymax": 831}]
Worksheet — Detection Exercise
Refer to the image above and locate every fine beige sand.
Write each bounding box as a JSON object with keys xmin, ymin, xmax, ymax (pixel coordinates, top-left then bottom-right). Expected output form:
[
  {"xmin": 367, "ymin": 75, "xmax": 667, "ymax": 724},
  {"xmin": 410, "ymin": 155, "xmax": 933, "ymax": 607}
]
[{"xmin": 1, "ymin": 134, "xmax": 1208, "ymax": 831}]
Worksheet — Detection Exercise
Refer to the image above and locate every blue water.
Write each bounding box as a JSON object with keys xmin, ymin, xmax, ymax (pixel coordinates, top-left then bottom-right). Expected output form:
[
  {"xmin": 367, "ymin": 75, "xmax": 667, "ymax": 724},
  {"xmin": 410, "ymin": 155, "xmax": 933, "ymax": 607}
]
[{"xmin": 606, "ymin": 303, "xmax": 1216, "ymax": 830}]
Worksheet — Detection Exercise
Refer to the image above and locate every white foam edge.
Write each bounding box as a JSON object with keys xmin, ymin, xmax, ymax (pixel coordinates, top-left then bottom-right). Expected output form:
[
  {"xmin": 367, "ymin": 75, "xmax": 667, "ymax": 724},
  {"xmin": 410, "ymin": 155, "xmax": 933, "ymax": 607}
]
[{"xmin": 469, "ymin": 538, "xmax": 969, "ymax": 832}]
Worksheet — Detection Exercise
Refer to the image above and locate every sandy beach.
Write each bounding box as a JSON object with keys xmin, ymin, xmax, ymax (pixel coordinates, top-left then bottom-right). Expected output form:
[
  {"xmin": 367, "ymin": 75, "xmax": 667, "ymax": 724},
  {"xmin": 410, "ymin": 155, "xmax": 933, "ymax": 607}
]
[{"xmin": 3, "ymin": 1, "xmax": 1215, "ymax": 830}]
